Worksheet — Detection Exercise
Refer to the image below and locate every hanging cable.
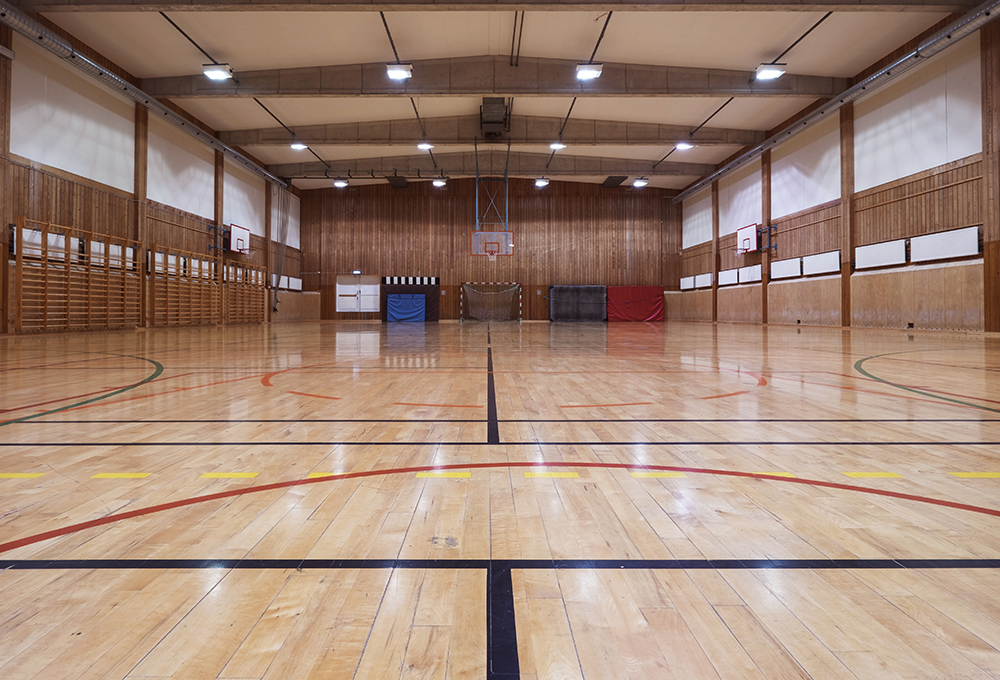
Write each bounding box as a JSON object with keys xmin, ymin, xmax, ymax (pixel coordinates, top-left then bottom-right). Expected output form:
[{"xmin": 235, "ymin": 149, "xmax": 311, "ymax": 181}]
[
  {"xmin": 589, "ymin": 11, "xmax": 613, "ymax": 64},
  {"xmin": 380, "ymin": 11, "xmax": 402, "ymax": 63},
  {"xmin": 773, "ymin": 12, "xmax": 833, "ymax": 63},
  {"xmin": 653, "ymin": 97, "xmax": 733, "ymax": 169},
  {"xmin": 159, "ymin": 12, "xmax": 218, "ymax": 64}
]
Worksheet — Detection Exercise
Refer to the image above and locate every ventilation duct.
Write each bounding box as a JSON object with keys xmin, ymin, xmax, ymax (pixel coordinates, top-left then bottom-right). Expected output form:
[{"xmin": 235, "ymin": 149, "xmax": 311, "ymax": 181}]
[
  {"xmin": 674, "ymin": 0, "xmax": 1000, "ymax": 203},
  {"xmin": 0, "ymin": 2, "xmax": 286, "ymax": 188},
  {"xmin": 481, "ymin": 97, "xmax": 509, "ymax": 138}
]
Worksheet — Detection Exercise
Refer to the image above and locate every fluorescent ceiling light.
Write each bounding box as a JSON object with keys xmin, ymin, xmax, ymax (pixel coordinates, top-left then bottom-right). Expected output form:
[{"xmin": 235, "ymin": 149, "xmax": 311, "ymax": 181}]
[
  {"xmin": 432, "ymin": 177, "xmax": 447, "ymax": 187},
  {"xmin": 535, "ymin": 177, "xmax": 550, "ymax": 188},
  {"xmin": 334, "ymin": 179, "xmax": 349, "ymax": 188},
  {"xmin": 576, "ymin": 63, "xmax": 603, "ymax": 80},
  {"xmin": 755, "ymin": 63, "xmax": 786, "ymax": 81},
  {"xmin": 418, "ymin": 142, "xmax": 434, "ymax": 151},
  {"xmin": 386, "ymin": 63, "xmax": 413, "ymax": 80},
  {"xmin": 550, "ymin": 142, "xmax": 567, "ymax": 150},
  {"xmin": 633, "ymin": 178, "xmax": 648, "ymax": 187},
  {"xmin": 352, "ymin": 269, "xmax": 361, "ymax": 275},
  {"xmin": 290, "ymin": 142, "xmax": 307, "ymax": 150},
  {"xmin": 203, "ymin": 64, "xmax": 233, "ymax": 81},
  {"xmin": 675, "ymin": 142, "xmax": 694, "ymax": 150}
]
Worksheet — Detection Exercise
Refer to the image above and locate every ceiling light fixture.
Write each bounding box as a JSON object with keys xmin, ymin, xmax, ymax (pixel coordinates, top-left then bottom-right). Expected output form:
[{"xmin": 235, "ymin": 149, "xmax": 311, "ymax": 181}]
[
  {"xmin": 386, "ymin": 63, "xmax": 413, "ymax": 80},
  {"xmin": 418, "ymin": 142, "xmax": 434, "ymax": 151},
  {"xmin": 676, "ymin": 141, "xmax": 694, "ymax": 150},
  {"xmin": 290, "ymin": 142, "xmax": 307, "ymax": 150},
  {"xmin": 334, "ymin": 178, "xmax": 349, "ymax": 188},
  {"xmin": 576, "ymin": 63, "xmax": 603, "ymax": 81},
  {"xmin": 632, "ymin": 177, "xmax": 648, "ymax": 188},
  {"xmin": 550, "ymin": 142, "xmax": 567, "ymax": 150},
  {"xmin": 535, "ymin": 177, "xmax": 550, "ymax": 188},
  {"xmin": 433, "ymin": 177, "xmax": 448, "ymax": 187},
  {"xmin": 203, "ymin": 63, "xmax": 233, "ymax": 81},
  {"xmin": 755, "ymin": 63, "xmax": 786, "ymax": 81}
]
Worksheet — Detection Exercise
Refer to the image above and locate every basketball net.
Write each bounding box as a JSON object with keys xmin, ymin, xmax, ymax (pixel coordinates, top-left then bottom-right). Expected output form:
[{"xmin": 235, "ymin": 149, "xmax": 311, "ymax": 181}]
[{"xmin": 487, "ymin": 252, "xmax": 497, "ymax": 262}]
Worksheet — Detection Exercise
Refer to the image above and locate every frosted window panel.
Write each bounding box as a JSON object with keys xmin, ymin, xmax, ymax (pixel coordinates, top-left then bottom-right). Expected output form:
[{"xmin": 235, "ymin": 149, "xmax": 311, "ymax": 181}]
[
  {"xmin": 738, "ymin": 265, "xmax": 761, "ymax": 283},
  {"xmin": 855, "ymin": 239, "xmax": 906, "ymax": 269},
  {"xmin": 771, "ymin": 116, "xmax": 840, "ymax": 219},
  {"xmin": 682, "ymin": 189, "xmax": 712, "ymax": 249},
  {"xmin": 680, "ymin": 276, "xmax": 695, "ymax": 290},
  {"xmin": 771, "ymin": 258, "xmax": 801, "ymax": 280},
  {"xmin": 11, "ymin": 35, "xmax": 134, "ymax": 192},
  {"xmin": 719, "ymin": 160, "xmax": 761, "ymax": 237},
  {"xmin": 694, "ymin": 273, "xmax": 713, "ymax": 288},
  {"xmin": 225, "ymin": 161, "xmax": 266, "ymax": 237},
  {"xmin": 148, "ymin": 115, "xmax": 215, "ymax": 219},
  {"xmin": 718, "ymin": 269, "xmax": 738, "ymax": 286},
  {"xmin": 910, "ymin": 227, "xmax": 979, "ymax": 263},
  {"xmin": 802, "ymin": 250, "xmax": 840, "ymax": 275},
  {"xmin": 855, "ymin": 37, "xmax": 981, "ymax": 191}
]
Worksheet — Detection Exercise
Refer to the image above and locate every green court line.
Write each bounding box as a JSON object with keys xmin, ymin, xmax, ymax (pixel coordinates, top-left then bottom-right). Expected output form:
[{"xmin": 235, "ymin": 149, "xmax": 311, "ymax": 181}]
[
  {"xmin": 0, "ymin": 354, "xmax": 165, "ymax": 427},
  {"xmin": 854, "ymin": 351, "xmax": 1000, "ymax": 415}
]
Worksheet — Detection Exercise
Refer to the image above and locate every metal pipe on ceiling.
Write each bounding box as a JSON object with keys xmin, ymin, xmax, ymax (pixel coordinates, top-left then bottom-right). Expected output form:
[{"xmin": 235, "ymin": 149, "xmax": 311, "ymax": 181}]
[
  {"xmin": 0, "ymin": 2, "xmax": 287, "ymax": 188},
  {"xmin": 673, "ymin": 0, "xmax": 1000, "ymax": 203}
]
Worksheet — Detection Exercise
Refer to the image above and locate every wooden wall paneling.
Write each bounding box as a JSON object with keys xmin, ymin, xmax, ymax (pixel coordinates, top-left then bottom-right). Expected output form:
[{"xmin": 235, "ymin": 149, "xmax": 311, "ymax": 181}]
[
  {"xmin": 214, "ymin": 151, "xmax": 224, "ymax": 321},
  {"xmin": 134, "ymin": 103, "xmax": 149, "ymax": 327},
  {"xmin": 264, "ymin": 185, "xmax": 272, "ymax": 322},
  {"xmin": 841, "ymin": 103, "xmax": 855, "ymax": 328},
  {"xmin": 761, "ymin": 150, "xmax": 771, "ymax": 324},
  {"xmin": 854, "ymin": 156, "xmax": 983, "ymax": 247},
  {"xmin": 301, "ymin": 178, "xmax": 675, "ymax": 320},
  {"xmin": 850, "ymin": 262, "xmax": 983, "ymax": 331},
  {"xmin": 717, "ymin": 284, "xmax": 762, "ymax": 324},
  {"xmin": 0, "ymin": 27, "xmax": 11, "ymax": 334},
  {"xmin": 663, "ymin": 196, "xmax": 681, "ymax": 290},
  {"xmin": 984, "ymin": 23, "xmax": 1000, "ymax": 332},
  {"xmin": 146, "ymin": 203, "xmax": 214, "ymax": 253},
  {"xmin": 770, "ymin": 201, "xmax": 842, "ymax": 261},
  {"xmin": 680, "ymin": 243, "xmax": 713, "ymax": 278},
  {"xmin": 711, "ymin": 181, "xmax": 719, "ymax": 322},
  {"xmin": 767, "ymin": 276, "xmax": 842, "ymax": 326}
]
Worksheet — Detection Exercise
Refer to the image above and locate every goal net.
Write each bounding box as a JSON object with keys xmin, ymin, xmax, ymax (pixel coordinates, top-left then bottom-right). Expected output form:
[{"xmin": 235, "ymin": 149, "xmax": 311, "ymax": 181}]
[{"xmin": 461, "ymin": 283, "xmax": 521, "ymax": 322}]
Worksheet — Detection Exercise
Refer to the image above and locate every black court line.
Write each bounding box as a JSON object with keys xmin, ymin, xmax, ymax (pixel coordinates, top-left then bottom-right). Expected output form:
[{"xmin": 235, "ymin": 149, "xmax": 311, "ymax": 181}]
[
  {"xmin": 4, "ymin": 558, "xmax": 1000, "ymax": 570},
  {"xmin": 488, "ymin": 564, "xmax": 519, "ymax": 679},
  {"xmin": 15, "ymin": 418, "xmax": 1000, "ymax": 424},
  {"xmin": 487, "ymin": 347, "xmax": 500, "ymax": 445},
  {"xmin": 5, "ymin": 441, "xmax": 999, "ymax": 447}
]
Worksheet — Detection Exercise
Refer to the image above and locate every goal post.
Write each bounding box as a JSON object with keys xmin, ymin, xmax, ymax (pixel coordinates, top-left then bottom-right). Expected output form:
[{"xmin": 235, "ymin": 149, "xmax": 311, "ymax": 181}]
[{"xmin": 459, "ymin": 282, "xmax": 522, "ymax": 322}]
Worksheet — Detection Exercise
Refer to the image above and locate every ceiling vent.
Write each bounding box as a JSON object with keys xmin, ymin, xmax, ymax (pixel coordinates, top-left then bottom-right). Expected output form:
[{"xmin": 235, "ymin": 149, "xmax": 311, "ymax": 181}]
[
  {"xmin": 481, "ymin": 97, "xmax": 510, "ymax": 140},
  {"xmin": 602, "ymin": 176, "xmax": 627, "ymax": 188},
  {"xmin": 385, "ymin": 176, "xmax": 409, "ymax": 189}
]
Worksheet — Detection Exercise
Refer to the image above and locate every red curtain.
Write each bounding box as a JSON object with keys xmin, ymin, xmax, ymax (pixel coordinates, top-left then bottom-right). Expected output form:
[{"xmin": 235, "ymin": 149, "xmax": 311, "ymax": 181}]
[{"xmin": 607, "ymin": 286, "xmax": 664, "ymax": 322}]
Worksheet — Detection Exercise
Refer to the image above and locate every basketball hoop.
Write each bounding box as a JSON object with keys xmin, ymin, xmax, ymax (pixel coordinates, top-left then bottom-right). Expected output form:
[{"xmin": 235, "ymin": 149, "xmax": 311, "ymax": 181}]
[{"xmin": 485, "ymin": 242, "xmax": 499, "ymax": 262}]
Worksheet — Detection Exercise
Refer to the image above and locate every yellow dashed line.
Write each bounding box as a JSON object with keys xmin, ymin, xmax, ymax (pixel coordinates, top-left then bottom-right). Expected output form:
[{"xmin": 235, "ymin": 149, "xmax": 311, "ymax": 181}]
[
  {"xmin": 307, "ymin": 472, "xmax": 344, "ymax": 479},
  {"xmin": 950, "ymin": 472, "xmax": 1000, "ymax": 478},
  {"xmin": 0, "ymin": 473, "xmax": 45, "ymax": 479},
  {"xmin": 91, "ymin": 473, "xmax": 151, "ymax": 479},
  {"xmin": 755, "ymin": 472, "xmax": 797, "ymax": 478},
  {"xmin": 525, "ymin": 471, "xmax": 579, "ymax": 478},
  {"xmin": 200, "ymin": 472, "xmax": 258, "ymax": 479},
  {"xmin": 844, "ymin": 472, "xmax": 903, "ymax": 479},
  {"xmin": 416, "ymin": 472, "xmax": 472, "ymax": 478},
  {"xmin": 631, "ymin": 471, "xmax": 687, "ymax": 478}
]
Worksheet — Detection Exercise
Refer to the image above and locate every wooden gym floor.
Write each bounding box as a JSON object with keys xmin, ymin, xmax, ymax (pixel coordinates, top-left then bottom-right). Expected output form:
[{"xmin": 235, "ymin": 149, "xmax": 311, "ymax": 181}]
[{"xmin": 2, "ymin": 320, "xmax": 1000, "ymax": 679}]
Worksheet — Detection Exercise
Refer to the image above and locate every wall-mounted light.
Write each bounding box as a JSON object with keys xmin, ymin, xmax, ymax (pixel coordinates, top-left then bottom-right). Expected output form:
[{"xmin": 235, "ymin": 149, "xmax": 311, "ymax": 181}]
[
  {"xmin": 535, "ymin": 177, "xmax": 550, "ymax": 188},
  {"xmin": 632, "ymin": 177, "xmax": 648, "ymax": 187},
  {"xmin": 576, "ymin": 63, "xmax": 603, "ymax": 81},
  {"xmin": 550, "ymin": 142, "xmax": 567, "ymax": 150},
  {"xmin": 418, "ymin": 142, "xmax": 434, "ymax": 151},
  {"xmin": 755, "ymin": 63, "xmax": 786, "ymax": 81},
  {"xmin": 352, "ymin": 269, "xmax": 362, "ymax": 275},
  {"xmin": 432, "ymin": 177, "xmax": 448, "ymax": 187},
  {"xmin": 386, "ymin": 63, "xmax": 413, "ymax": 80},
  {"xmin": 290, "ymin": 142, "xmax": 307, "ymax": 150},
  {"xmin": 203, "ymin": 63, "xmax": 233, "ymax": 81},
  {"xmin": 675, "ymin": 141, "xmax": 694, "ymax": 150},
  {"xmin": 334, "ymin": 178, "xmax": 349, "ymax": 188}
]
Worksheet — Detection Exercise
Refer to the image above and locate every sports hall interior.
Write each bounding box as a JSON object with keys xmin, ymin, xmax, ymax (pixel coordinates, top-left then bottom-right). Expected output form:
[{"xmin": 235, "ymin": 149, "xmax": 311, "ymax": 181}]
[{"xmin": 3, "ymin": 0, "xmax": 1000, "ymax": 678}]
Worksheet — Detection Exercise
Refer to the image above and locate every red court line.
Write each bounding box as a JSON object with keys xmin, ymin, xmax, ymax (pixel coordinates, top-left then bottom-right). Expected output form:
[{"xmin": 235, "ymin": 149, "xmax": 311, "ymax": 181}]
[
  {"xmin": 288, "ymin": 391, "xmax": 341, "ymax": 400},
  {"xmin": 0, "ymin": 373, "xmax": 194, "ymax": 415},
  {"xmin": 560, "ymin": 402, "xmax": 654, "ymax": 408},
  {"xmin": 261, "ymin": 363, "xmax": 330, "ymax": 387},
  {"xmin": 395, "ymin": 402, "xmax": 483, "ymax": 408},
  {"xmin": 701, "ymin": 391, "xmax": 750, "ymax": 400},
  {"xmin": 4, "ymin": 460, "xmax": 998, "ymax": 556}
]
